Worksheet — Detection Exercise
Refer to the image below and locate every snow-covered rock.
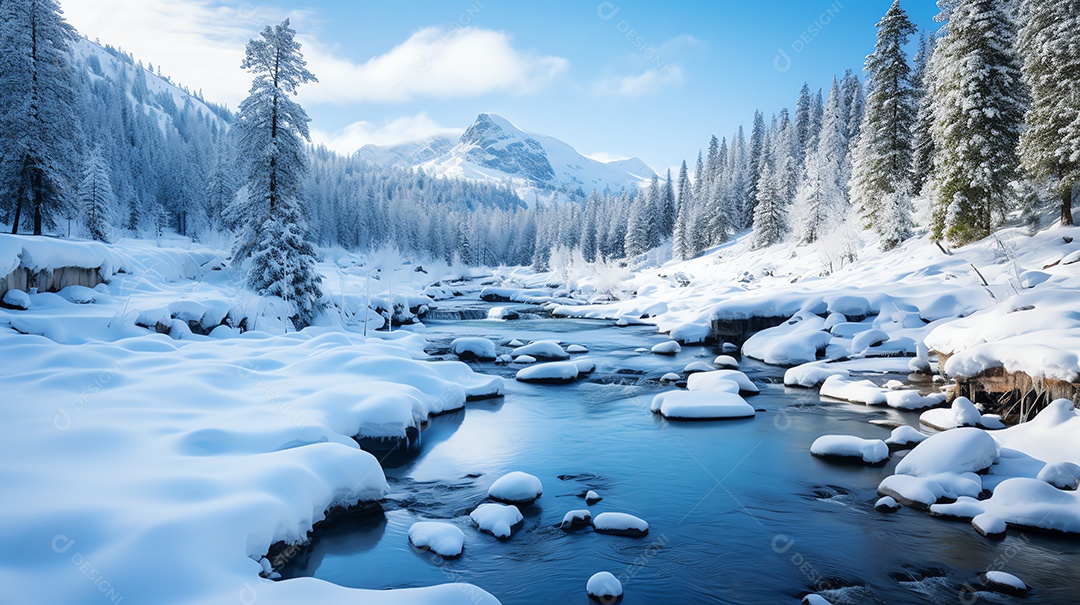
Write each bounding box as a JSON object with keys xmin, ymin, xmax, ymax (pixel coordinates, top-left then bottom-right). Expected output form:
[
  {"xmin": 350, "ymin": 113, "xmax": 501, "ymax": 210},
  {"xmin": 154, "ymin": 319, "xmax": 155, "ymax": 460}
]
[
  {"xmin": 810, "ymin": 435, "xmax": 889, "ymax": 465},
  {"xmin": 712, "ymin": 355, "xmax": 739, "ymax": 369},
  {"xmin": 2, "ymin": 288, "xmax": 30, "ymax": 310},
  {"xmin": 885, "ymin": 426, "xmax": 928, "ymax": 448},
  {"xmin": 743, "ymin": 313, "xmax": 831, "ymax": 366},
  {"xmin": 512, "ymin": 340, "xmax": 570, "ymax": 360},
  {"xmin": 586, "ymin": 572, "xmax": 623, "ymax": 602},
  {"xmin": 819, "ymin": 376, "xmax": 887, "ymax": 405},
  {"xmin": 488, "ymin": 471, "xmax": 543, "ymax": 506},
  {"xmin": 686, "ymin": 370, "xmax": 759, "ymax": 394},
  {"xmin": 559, "ymin": 510, "xmax": 592, "ymax": 530},
  {"xmin": 659, "ymin": 372, "xmax": 681, "ymax": 383},
  {"xmin": 470, "ymin": 503, "xmax": 524, "ymax": 540},
  {"xmin": 450, "ymin": 337, "xmax": 497, "ymax": 361},
  {"xmin": 972, "ymin": 513, "xmax": 1007, "ymax": 539},
  {"xmin": 408, "ymin": 522, "xmax": 465, "ymax": 558},
  {"xmin": 802, "ymin": 595, "xmax": 835, "ymax": 605},
  {"xmin": 683, "ymin": 360, "xmax": 715, "ymax": 373},
  {"xmin": 585, "ymin": 490, "xmax": 602, "ymax": 505},
  {"xmin": 593, "ymin": 512, "xmax": 649, "ymax": 537},
  {"xmin": 514, "ymin": 354, "xmax": 538, "ymax": 364},
  {"xmin": 849, "ymin": 328, "xmax": 889, "ymax": 355},
  {"xmin": 516, "ymin": 361, "xmax": 581, "ymax": 384},
  {"xmin": 919, "ymin": 396, "xmax": 984, "ymax": 430},
  {"xmin": 979, "ymin": 571, "xmax": 1029, "ymax": 597},
  {"xmin": 567, "ymin": 344, "xmax": 588, "ymax": 354},
  {"xmin": 650, "ymin": 390, "xmax": 755, "ymax": 420},
  {"xmin": 896, "ymin": 428, "xmax": 1000, "ymax": 476},
  {"xmin": 874, "ymin": 496, "xmax": 900, "ymax": 513},
  {"xmin": 651, "ymin": 340, "xmax": 681, "ymax": 355},
  {"xmin": 1037, "ymin": 461, "xmax": 1080, "ymax": 490},
  {"xmin": 784, "ymin": 364, "xmax": 848, "ymax": 388}
]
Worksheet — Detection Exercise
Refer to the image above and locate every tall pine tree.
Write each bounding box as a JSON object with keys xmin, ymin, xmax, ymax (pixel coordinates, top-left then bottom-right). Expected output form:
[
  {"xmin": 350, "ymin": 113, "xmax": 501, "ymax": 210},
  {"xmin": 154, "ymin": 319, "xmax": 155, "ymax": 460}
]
[
  {"xmin": 0, "ymin": 0, "xmax": 83, "ymax": 235},
  {"xmin": 849, "ymin": 0, "xmax": 918, "ymax": 250},
  {"xmin": 78, "ymin": 147, "xmax": 116, "ymax": 242},
  {"xmin": 1018, "ymin": 0, "xmax": 1079, "ymax": 226},
  {"xmin": 929, "ymin": 0, "xmax": 1027, "ymax": 244},
  {"xmin": 230, "ymin": 20, "xmax": 324, "ymax": 328}
]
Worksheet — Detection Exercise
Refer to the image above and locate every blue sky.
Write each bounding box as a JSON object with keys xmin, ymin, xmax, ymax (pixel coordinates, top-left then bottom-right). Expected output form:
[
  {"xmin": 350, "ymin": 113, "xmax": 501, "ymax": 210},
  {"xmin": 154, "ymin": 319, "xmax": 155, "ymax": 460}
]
[{"xmin": 61, "ymin": 0, "xmax": 942, "ymax": 173}]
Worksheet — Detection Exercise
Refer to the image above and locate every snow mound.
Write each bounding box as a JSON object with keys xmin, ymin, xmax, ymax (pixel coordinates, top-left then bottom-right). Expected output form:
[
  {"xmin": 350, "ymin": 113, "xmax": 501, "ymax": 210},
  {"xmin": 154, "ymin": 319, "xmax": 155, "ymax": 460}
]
[
  {"xmin": 408, "ymin": 522, "xmax": 465, "ymax": 558},
  {"xmin": 516, "ymin": 361, "xmax": 581, "ymax": 384},
  {"xmin": 886, "ymin": 426, "xmax": 928, "ymax": 447},
  {"xmin": 659, "ymin": 372, "xmax": 681, "ymax": 383},
  {"xmin": 683, "ymin": 360, "xmax": 715, "ymax": 373},
  {"xmin": 896, "ymin": 428, "xmax": 1000, "ymax": 476},
  {"xmin": 586, "ymin": 572, "xmax": 623, "ymax": 601},
  {"xmin": 650, "ymin": 390, "xmax": 756, "ymax": 420},
  {"xmin": 743, "ymin": 313, "xmax": 830, "ymax": 366},
  {"xmin": 810, "ymin": 435, "xmax": 889, "ymax": 464},
  {"xmin": 713, "ymin": 355, "xmax": 739, "ymax": 369},
  {"xmin": 687, "ymin": 369, "xmax": 759, "ymax": 394},
  {"xmin": 933, "ymin": 478, "xmax": 1080, "ymax": 534},
  {"xmin": 559, "ymin": 510, "xmax": 592, "ymax": 530},
  {"xmin": 514, "ymin": 355, "xmax": 537, "ymax": 364},
  {"xmin": 784, "ymin": 364, "xmax": 849, "ymax": 388},
  {"xmin": 972, "ymin": 513, "xmax": 1007, "ymax": 539},
  {"xmin": 592, "ymin": 512, "xmax": 649, "ymax": 537},
  {"xmin": 488, "ymin": 471, "xmax": 543, "ymax": 506},
  {"xmin": 919, "ymin": 397, "xmax": 999, "ymax": 430},
  {"xmin": 820, "ymin": 376, "xmax": 887, "ymax": 405},
  {"xmin": 567, "ymin": 344, "xmax": 588, "ymax": 354},
  {"xmin": 1037, "ymin": 461, "xmax": 1080, "ymax": 490},
  {"xmin": 2, "ymin": 289, "xmax": 30, "ymax": 310},
  {"xmin": 651, "ymin": 340, "xmax": 681, "ymax": 355},
  {"xmin": 991, "ymin": 399, "xmax": 1080, "ymax": 464},
  {"xmin": 512, "ymin": 340, "xmax": 569, "ymax": 360},
  {"xmin": 470, "ymin": 503, "xmax": 524, "ymax": 540},
  {"xmin": 451, "ymin": 337, "xmax": 497, "ymax": 361}
]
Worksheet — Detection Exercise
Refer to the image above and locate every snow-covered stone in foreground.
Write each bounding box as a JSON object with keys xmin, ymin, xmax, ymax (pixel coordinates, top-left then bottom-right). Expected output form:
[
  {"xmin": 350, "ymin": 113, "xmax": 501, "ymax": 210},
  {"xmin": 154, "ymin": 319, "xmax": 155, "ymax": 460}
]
[
  {"xmin": 979, "ymin": 571, "xmax": 1029, "ymax": 596},
  {"xmin": 919, "ymin": 396, "xmax": 992, "ymax": 430},
  {"xmin": 885, "ymin": 426, "xmax": 928, "ymax": 448},
  {"xmin": 687, "ymin": 370, "xmax": 759, "ymax": 394},
  {"xmin": 659, "ymin": 372, "xmax": 681, "ymax": 383},
  {"xmin": 819, "ymin": 375, "xmax": 887, "ymax": 405},
  {"xmin": 721, "ymin": 342, "xmax": 739, "ymax": 353},
  {"xmin": 651, "ymin": 340, "xmax": 681, "ymax": 355},
  {"xmin": 2, "ymin": 289, "xmax": 30, "ymax": 310},
  {"xmin": 567, "ymin": 344, "xmax": 588, "ymax": 354},
  {"xmin": 408, "ymin": 522, "xmax": 465, "ymax": 557},
  {"xmin": 1037, "ymin": 461, "xmax": 1080, "ymax": 490},
  {"xmin": 884, "ymin": 389, "xmax": 947, "ymax": 411},
  {"xmin": 593, "ymin": 512, "xmax": 648, "ymax": 537},
  {"xmin": 743, "ymin": 313, "xmax": 831, "ymax": 365},
  {"xmin": 514, "ymin": 355, "xmax": 537, "ymax": 364},
  {"xmin": 683, "ymin": 361, "xmax": 715, "ymax": 373},
  {"xmin": 650, "ymin": 390, "xmax": 755, "ymax": 420},
  {"xmin": 713, "ymin": 355, "xmax": 739, "ymax": 369},
  {"xmin": 488, "ymin": 471, "xmax": 543, "ymax": 506},
  {"xmin": 585, "ymin": 490, "xmax": 602, "ymax": 505},
  {"xmin": 450, "ymin": 337, "xmax": 497, "ymax": 361},
  {"xmin": 810, "ymin": 435, "xmax": 889, "ymax": 464},
  {"xmin": 573, "ymin": 359, "xmax": 596, "ymax": 374},
  {"xmin": 896, "ymin": 428, "xmax": 1000, "ymax": 476},
  {"xmin": 784, "ymin": 364, "xmax": 849, "ymax": 388},
  {"xmin": 972, "ymin": 513, "xmax": 1007, "ymax": 539},
  {"xmin": 559, "ymin": 509, "xmax": 592, "ymax": 530},
  {"xmin": 516, "ymin": 361, "xmax": 581, "ymax": 384},
  {"xmin": 470, "ymin": 503, "xmax": 524, "ymax": 540},
  {"xmin": 586, "ymin": 572, "xmax": 623, "ymax": 602},
  {"xmin": 875, "ymin": 496, "xmax": 900, "ymax": 512},
  {"xmin": 802, "ymin": 595, "xmax": 835, "ymax": 605},
  {"xmin": 511, "ymin": 340, "xmax": 570, "ymax": 360}
]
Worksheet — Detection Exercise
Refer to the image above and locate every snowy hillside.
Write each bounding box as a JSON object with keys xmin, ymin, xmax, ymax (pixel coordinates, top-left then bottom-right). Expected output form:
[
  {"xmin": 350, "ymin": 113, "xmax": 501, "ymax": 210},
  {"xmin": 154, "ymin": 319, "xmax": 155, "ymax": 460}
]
[{"xmin": 361, "ymin": 114, "xmax": 655, "ymax": 204}]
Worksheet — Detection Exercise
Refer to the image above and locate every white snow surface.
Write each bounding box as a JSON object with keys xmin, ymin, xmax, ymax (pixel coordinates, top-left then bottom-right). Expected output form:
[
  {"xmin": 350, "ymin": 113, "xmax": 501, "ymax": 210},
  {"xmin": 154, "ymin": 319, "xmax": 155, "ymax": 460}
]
[
  {"xmin": 592, "ymin": 512, "xmax": 649, "ymax": 533},
  {"xmin": 3, "ymin": 288, "xmax": 30, "ymax": 309},
  {"xmin": 451, "ymin": 337, "xmax": 497, "ymax": 360},
  {"xmin": 651, "ymin": 340, "xmax": 681, "ymax": 355},
  {"xmin": 470, "ymin": 503, "xmax": 524, "ymax": 539},
  {"xmin": 651, "ymin": 390, "xmax": 756, "ymax": 419},
  {"xmin": 515, "ymin": 361, "xmax": 581, "ymax": 383},
  {"xmin": 586, "ymin": 572, "xmax": 624, "ymax": 599},
  {"xmin": 686, "ymin": 370, "xmax": 759, "ymax": 394},
  {"xmin": 511, "ymin": 339, "xmax": 570, "ymax": 360}
]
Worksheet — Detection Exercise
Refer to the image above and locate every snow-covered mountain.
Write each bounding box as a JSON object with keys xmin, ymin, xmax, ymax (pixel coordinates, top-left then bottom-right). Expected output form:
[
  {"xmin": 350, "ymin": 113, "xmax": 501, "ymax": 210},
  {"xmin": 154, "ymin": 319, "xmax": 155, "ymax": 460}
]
[{"xmin": 358, "ymin": 114, "xmax": 655, "ymax": 204}]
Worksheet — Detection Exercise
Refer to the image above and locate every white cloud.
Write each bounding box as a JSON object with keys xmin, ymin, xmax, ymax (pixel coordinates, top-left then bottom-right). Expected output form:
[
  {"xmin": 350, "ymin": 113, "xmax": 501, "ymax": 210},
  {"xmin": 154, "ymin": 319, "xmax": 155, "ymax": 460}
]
[
  {"xmin": 298, "ymin": 26, "xmax": 567, "ymax": 105},
  {"xmin": 60, "ymin": 0, "xmax": 274, "ymax": 107},
  {"xmin": 60, "ymin": 1, "xmax": 567, "ymax": 108},
  {"xmin": 594, "ymin": 65, "xmax": 685, "ymax": 97},
  {"xmin": 312, "ymin": 113, "xmax": 463, "ymax": 154}
]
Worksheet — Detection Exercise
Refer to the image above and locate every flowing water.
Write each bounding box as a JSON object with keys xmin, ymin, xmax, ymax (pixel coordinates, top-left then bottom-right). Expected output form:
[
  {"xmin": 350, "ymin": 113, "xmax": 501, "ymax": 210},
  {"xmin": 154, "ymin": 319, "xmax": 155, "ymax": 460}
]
[{"xmin": 281, "ymin": 308, "xmax": 1080, "ymax": 604}]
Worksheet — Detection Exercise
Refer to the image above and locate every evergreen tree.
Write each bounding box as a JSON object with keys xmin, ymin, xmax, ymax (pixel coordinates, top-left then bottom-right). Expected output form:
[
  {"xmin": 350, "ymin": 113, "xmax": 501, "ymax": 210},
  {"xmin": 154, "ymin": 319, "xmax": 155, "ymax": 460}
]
[
  {"xmin": 794, "ymin": 82, "xmax": 814, "ymax": 168},
  {"xmin": 624, "ymin": 189, "xmax": 651, "ymax": 257},
  {"xmin": 78, "ymin": 147, "xmax": 116, "ymax": 242},
  {"xmin": 230, "ymin": 20, "xmax": 323, "ymax": 328},
  {"xmin": 751, "ymin": 163, "xmax": 784, "ymax": 249},
  {"xmin": 929, "ymin": 0, "xmax": 1027, "ymax": 244},
  {"xmin": 849, "ymin": 0, "xmax": 918, "ymax": 250},
  {"xmin": 911, "ymin": 30, "xmax": 937, "ymax": 194},
  {"xmin": 795, "ymin": 79, "xmax": 850, "ymax": 244},
  {"xmin": 1018, "ymin": 0, "xmax": 1079, "ymax": 226},
  {"xmin": 673, "ymin": 160, "xmax": 692, "ymax": 259},
  {"xmin": 661, "ymin": 169, "xmax": 676, "ymax": 238},
  {"xmin": 0, "ymin": 0, "xmax": 84, "ymax": 235},
  {"xmin": 745, "ymin": 111, "xmax": 767, "ymax": 225}
]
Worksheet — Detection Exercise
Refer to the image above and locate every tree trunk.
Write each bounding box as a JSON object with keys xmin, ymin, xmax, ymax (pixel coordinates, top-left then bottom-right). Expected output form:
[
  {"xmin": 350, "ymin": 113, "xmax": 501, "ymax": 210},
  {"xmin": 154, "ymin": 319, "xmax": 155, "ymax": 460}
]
[
  {"xmin": 1063, "ymin": 184, "xmax": 1075, "ymax": 227},
  {"xmin": 10, "ymin": 193, "xmax": 23, "ymax": 235},
  {"xmin": 32, "ymin": 172, "xmax": 43, "ymax": 236}
]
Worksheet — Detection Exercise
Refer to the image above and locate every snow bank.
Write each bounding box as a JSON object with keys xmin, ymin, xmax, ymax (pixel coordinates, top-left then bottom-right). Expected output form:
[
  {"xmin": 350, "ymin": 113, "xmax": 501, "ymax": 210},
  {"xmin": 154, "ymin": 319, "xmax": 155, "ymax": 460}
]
[
  {"xmin": 810, "ymin": 435, "xmax": 889, "ymax": 464},
  {"xmin": 2, "ymin": 288, "xmax": 30, "ymax": 309},
  {"xmin": 743, "ymin": 313, "xmax": 830, "ymax": 366}
]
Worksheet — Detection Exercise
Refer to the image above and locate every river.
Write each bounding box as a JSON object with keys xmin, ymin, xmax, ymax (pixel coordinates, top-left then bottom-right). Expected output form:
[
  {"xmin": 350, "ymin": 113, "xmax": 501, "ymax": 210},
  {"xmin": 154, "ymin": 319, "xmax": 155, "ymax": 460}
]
[{"xmin": 280, "ymin": 306, "xmax": 1080, "ymax": 604}]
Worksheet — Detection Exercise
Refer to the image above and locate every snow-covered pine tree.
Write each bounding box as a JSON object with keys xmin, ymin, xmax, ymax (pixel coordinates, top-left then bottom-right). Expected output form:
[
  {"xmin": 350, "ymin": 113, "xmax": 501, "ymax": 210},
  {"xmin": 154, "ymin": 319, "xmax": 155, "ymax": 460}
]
[
  {"xmin": 705, "ymin": 137, "xmax": 732, "ymax": 247},
  {"xmin": 911, "ymin": 30, "xmax": 937, "ymax": 194},
  {"xmin": 661, "ymin": 169, "xmax": 676, "ymax": 238},
  {"xmin": 929, "ymin": 0, "xmax": 1027, "ymax": 245},
  {"xmin": 78, "ymin": 147, "xmax": 117, "ymax": 242},
  {"xmin": 840, "ymin": 70, "xmax": 865, "ymax": 146},
  {"xmin": 1018, "ymin": 0, "xmax": 1079, "ymax": 226},
  {"xmin": 794, "ymin": 82, "xmax": 814, "ymax": 169},
  {"xmin": 0, "ymin": 0, "xmax": 84, "ymax": 235},
  {"xmin": 849, "ymin": 0, "xmax": 918, "ymax": 250},
  {"xmin": 673, "ymin": 160, "xmax": 692, "ymax": 259},
  {"xmin": 751, "ymin": 163, "xmax": 784, "ymax": 249},
  {"xmin": 745, "ymin": 111, "xmax": 767, "ymax": 226},
  {"xmin": 623, "ymin": 188, "xmax": 651, "ymax": 257},
  {"xmin": 795, "ymin": 78, "xmax": 849, "ymax": 244},
  {"xmin": 230, "ymin": 20, "xmax": 324, "ymax": 329}
]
